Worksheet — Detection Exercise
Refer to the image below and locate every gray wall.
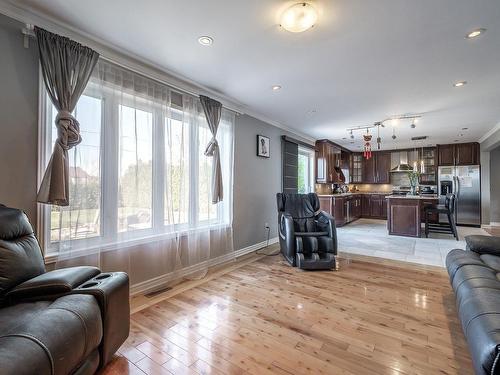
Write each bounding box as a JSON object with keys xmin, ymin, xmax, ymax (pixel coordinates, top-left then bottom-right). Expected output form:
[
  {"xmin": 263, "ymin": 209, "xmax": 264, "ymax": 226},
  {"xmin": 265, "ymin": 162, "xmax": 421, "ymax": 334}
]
[
  {"xmin": 232, "ymin": 114, "xmax": 313, "ymax": 250},
  {"xmin": 0, "ymin": 14, "xmax": 39, "ymax": 224},
  {"xmin": 490, "ymin": 146, "xmax": 500, "ymax": 223}
]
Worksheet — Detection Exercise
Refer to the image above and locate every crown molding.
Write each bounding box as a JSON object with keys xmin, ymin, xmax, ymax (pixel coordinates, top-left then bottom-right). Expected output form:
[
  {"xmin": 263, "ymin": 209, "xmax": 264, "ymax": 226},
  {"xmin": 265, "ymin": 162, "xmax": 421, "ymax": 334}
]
[
  {"xmin": 479, "ymin": 121, "xmax": 500, "ymax": 144},
  {"xmin": 0, "ymin": 0, "xmax": 316, "ymax": 144}
]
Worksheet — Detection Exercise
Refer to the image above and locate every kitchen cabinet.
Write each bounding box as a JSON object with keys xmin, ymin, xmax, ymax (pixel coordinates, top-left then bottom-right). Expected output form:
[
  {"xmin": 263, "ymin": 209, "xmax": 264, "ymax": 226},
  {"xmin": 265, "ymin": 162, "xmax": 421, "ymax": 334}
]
[
  {"xmin": 437, "ymin": 144, "xmax": 455, "ymax": 166},
  {"xmin": 419, "ymin": 147, "xmax": 437, "ymax": 185},
  {"xmin": 362, "ymin": 155, "xmax": 376, "ymax": 183},
  {"xmin": 316, "ymin": 140, "xmax": 344, "ymax": 183},
  {"xmin": 370, "ymin": 195, "xmax": 382, "ymax": 217},
  {"xmin": 318, "ymin": 196, "xmax": 332, "ymax": 215},
  {"xmin": 375, "ymin": 152, "xmax": 391, "ymax": 183},
  {"xmin": 350, "ymin": 153, "xmax": 363, "ymax": 183},
  {"xmin": 318, "ymin": 194, "xmax": 364, "ymax": 227},
  {"xmin": 362, "ymin": 195, "xmax": 371, "ymax": 217},
  {"xmin": 437, "ymin": 142, "xmax": 479, "ymax": 166},
  {"xmin": 362, "ymin": 152, "xmax": 391, "ymax": 183},
  {"xmin": 456, "ymin": 142, "xmax": 479, "ymax": 165}
]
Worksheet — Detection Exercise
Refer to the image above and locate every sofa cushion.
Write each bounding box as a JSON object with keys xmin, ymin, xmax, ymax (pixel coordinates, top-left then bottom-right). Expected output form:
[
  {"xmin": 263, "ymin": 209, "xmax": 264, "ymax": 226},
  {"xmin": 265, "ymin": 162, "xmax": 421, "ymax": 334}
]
[
  {"xmin": 451, "ymin": 264, "xmax": 498, "ymax": 291},
  {"xmin": 0, "ymin": 294, "xmax": 102, "ymax": 375},
  {"xmin": 445, "ymin": 249, "xmax": 483, "ymax": 282},
  {"xmin": 466, "ymin": 314, "xmax": 500, "ymax": 375},
  {"xmin": 0, "ymin": 206, "xmax": 45, "ymax": 304},
  {"xmin": 480, "ymin": 254, "xmax": 500, "ymax": 273},
  {"xmin": 466, "ymin": 235, "xmax": 500, "ymax": 255}
]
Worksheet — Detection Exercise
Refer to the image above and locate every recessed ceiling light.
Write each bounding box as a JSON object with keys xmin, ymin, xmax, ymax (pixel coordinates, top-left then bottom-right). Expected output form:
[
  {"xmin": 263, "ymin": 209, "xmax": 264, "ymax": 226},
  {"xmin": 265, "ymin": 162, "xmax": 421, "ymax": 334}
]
[
  {"xmin": 280, "ymin": 2, "xmax": 318, "ymax": 33},
  {"xmin": 271, "ymin": 85, "xmax": 282, "ymax": 91},
  {"xmin": 453, "ymin": 81, "xmax": 467, "ymax": 87},
  {"xmin": 465, "ymin": 28, "xmax": 486, "ymax": 39},
  {"xmin": 198, "ymin": 36, "xmax": 213, "ymax": 46}
]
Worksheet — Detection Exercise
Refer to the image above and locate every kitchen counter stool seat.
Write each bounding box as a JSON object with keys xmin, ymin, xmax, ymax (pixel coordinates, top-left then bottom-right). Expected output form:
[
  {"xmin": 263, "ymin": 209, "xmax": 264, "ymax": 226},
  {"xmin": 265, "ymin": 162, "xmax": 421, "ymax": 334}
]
[{"xmin": 424, "ymin": 193, "xmax": 458, "ymax": 240}]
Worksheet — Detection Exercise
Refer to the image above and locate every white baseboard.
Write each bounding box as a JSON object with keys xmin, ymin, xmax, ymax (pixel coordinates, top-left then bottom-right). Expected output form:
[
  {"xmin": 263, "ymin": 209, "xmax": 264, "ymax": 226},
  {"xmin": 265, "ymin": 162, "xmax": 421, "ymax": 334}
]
[
  {"xmin": 130, "ymin": 237, "xmax": 278, "ymax": 296},
  {"xmin": 490, "ymin": 222, "xmax": 500, "ymax": 227}
]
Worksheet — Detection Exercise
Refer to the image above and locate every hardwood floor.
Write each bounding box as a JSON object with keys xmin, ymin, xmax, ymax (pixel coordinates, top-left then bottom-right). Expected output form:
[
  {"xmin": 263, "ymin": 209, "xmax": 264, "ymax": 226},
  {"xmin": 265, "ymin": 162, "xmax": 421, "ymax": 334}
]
[{"xmin": 99, "ymin": 251, "xmax": 472, "ymax": 375}]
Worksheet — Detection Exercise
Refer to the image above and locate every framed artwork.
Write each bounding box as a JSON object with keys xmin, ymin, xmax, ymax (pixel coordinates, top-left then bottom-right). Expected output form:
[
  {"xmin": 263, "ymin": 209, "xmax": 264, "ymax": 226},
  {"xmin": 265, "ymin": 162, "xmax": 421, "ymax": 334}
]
[{"xmin": 257, "ymin": 135, "xmax": 270, "ymax": 158}]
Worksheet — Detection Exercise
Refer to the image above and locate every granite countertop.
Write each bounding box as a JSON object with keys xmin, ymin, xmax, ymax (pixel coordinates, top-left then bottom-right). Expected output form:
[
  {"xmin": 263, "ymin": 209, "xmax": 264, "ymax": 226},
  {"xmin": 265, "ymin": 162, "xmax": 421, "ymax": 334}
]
[
  {"xmin": 317, "ymin": 192, "xmax": 389, "ymax": 197},
  {"xmin": 385, "ymin": 194, "xmax": 439, "ymax": 200}
]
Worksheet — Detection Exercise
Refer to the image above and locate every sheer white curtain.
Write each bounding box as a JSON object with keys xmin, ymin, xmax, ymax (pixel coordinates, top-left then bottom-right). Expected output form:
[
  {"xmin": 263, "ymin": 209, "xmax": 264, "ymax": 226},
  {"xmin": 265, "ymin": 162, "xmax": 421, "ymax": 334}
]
[{"xmin": 43, "ymin": 59, "xmax": 234, "ymax": 286}]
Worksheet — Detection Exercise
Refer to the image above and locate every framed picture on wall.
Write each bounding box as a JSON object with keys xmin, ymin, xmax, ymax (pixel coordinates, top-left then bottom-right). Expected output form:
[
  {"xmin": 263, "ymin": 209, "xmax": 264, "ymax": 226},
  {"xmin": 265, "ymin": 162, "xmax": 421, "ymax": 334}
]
[{"xmin": 257, "ymin": 135, "xmax": 270, "ymax": 158}]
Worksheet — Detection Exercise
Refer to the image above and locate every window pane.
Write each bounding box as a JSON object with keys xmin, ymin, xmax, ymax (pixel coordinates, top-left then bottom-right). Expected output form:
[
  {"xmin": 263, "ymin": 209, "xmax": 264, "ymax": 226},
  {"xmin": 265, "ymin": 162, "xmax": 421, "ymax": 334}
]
[
  {"xmin": 198, "ymin": 123, "xmax": 217, "ymax": 222},
  {"xmin": 165, "ymin": 114, "xmax": 189, "ymax": 225},
  {"xmin": 118, "ymin": 104, "xmax": 153, "ymax": 232},
  {"xmin": 298, "ymin": 153, "xmax": 308, "ymax": 194},
  {"xmin": 50, "ymin": 95, "xmax": 102, "ymax": 242}
]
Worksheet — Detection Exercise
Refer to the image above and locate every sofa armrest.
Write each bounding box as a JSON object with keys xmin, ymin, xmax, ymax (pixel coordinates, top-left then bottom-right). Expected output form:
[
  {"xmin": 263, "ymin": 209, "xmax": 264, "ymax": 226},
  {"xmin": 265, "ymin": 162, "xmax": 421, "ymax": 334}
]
[
  {"xmin": 6, "ymin": 266, "xmax": 100, "ymax": 302},
  {"xmin": 466, "ymin": 235, "xmax": 500, "ymax": 255}
]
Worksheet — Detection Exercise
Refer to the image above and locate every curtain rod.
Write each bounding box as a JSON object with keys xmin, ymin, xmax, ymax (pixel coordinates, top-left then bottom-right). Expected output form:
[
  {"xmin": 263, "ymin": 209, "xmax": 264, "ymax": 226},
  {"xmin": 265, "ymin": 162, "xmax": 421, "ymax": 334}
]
[{"xmin": 21, "ymin": 25, "xmax": 242, "ymax": 116}]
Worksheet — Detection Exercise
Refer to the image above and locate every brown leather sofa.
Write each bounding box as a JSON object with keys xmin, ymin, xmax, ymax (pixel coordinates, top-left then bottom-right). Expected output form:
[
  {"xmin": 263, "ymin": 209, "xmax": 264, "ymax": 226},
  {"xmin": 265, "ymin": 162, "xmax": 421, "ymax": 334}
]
[{"xmin": 0, "ymin": 205, "xmax": 130, "ymax": 375}]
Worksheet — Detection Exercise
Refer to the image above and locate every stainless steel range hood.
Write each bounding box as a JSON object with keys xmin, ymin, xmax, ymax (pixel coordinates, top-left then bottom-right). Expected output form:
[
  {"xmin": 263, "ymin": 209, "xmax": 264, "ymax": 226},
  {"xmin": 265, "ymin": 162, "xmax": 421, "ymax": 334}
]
[{"xmin": 390, "ymin": 151, "xmax": 414, "ymax": 172}]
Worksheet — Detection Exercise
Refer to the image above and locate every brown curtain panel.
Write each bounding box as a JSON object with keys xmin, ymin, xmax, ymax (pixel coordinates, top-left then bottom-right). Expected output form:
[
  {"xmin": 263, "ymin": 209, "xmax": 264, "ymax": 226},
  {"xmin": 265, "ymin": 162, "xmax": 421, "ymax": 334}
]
[
  {"xmin": 36, "ymin": 27, "xmax": 99, "ymax": 206},
  {"xmin": 199, "ymin": 95, "xmax": 223, "ymax": 203}
]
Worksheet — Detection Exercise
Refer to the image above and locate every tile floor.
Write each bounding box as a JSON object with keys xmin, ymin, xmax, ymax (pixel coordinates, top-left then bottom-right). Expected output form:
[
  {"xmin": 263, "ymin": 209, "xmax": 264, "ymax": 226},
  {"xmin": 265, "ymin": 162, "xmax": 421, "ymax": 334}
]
[{"xmin": 337, "ymin": 218, "xmax": 489, "ymax": 267}]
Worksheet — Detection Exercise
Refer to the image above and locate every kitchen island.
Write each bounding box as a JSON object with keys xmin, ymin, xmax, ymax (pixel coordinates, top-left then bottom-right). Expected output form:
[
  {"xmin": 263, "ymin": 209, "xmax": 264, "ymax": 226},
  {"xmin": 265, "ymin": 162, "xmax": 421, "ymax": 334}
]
[{"xmin": 386, "ymin": 195, "xmax": 439, "ymax": 237}]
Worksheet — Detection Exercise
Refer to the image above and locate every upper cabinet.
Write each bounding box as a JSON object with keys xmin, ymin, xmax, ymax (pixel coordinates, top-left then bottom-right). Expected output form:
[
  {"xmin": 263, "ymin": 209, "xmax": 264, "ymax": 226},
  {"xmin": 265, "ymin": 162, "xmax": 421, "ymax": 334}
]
[
  {"xmin": 350, "ymin": 153, "xmax": 363, "ymax": 183},
  {"xmin": 361, "ymin": 151, "xmax": 391, "ymax": 184},
  {"xmin": 456, "ymin": 142, "xmax": 480, "ymax": 165},
  {"xmin": 437, "ymin": 142, "xmax": 479, "ymax": 166},
  {"xmin": 315, "ymin": 140, "xmax": 346, "ymax": 183}
]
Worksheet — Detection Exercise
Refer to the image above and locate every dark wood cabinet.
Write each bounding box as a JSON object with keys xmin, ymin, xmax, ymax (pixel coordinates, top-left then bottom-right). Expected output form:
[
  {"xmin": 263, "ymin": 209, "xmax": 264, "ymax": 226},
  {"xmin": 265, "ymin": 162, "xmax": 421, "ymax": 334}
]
[
  {"xmin": 362, "ymin": 156, "xmax": 376, "ymax": 183},
  {"xmin": 375, "ymin": 152, "xmax": 391, "ymax": 184},
  {"xmin": 381, "ymin": 198, "xmax": 388, "ymax": 219},
  {"xmin": 437, "ymin": 142, "xmax": 479, "ymax": 166},
  {"xmin": 318, "ymin": 196, "xmax": 332, "ymax": 215},
  {"xmin": 350, "ymin": 153, "xmax": 363, "ymax": 183},
  {"xmin": 437, "ymin": 144, "xmax": 455, "ymax": 166},
  {"xmin": 316, "ymin": 140, "xmax": 344, "ymax": 183},
  {"xmin": 361, "ymin": 152, "xmax": 391, "ymax": 184},
  {"xmin": 370, "ymin": 195, "xmax": 382, "ymax": 217},
  {"xmin": 362, "ymin": 195, "xmax": 371, "ymax": 217},
  {"xmin": 456, "ymin": 142, "xmax": 479, "ymax": 165}
]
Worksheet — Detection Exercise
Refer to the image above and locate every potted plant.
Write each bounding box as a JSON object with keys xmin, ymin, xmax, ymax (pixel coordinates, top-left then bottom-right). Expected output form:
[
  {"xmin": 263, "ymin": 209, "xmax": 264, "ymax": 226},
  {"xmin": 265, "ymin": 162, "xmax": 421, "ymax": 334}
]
[{"xmin": 407, "ymin": 171, "xmax": 420, "ymax": 195}]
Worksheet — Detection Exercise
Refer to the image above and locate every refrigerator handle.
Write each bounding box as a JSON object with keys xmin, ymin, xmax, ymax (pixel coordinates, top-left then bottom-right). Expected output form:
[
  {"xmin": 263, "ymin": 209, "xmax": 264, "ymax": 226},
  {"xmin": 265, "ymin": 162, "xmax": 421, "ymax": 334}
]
[{"xmin": 456, "ymin": 175, "xmax": 460, "ymax": 198}]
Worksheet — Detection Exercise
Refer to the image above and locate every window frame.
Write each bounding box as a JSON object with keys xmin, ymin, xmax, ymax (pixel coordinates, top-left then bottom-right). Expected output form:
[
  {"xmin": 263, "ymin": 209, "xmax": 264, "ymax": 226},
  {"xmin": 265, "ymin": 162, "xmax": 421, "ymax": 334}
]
[
  {"xmin": 298, "ymin": 146, "xmax": 315, "ymax": 194},
  {"xmin": 38, "ymin": 77, "xmax": 232, "ymax": 257}
]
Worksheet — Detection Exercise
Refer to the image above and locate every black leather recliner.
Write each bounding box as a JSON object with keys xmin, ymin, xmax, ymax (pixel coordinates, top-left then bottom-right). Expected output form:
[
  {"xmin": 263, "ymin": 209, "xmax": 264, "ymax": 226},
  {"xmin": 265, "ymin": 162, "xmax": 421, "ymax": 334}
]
[
  {"xmin": 446, "ymin": 235, "xmax": 500, "ymax": 375},
  {"xmin": 276, "ymin": 193, "xmax": 338, "ymax": 270},
  {"xmin": 0, "ymin": 205, "xmax": 130, "ymax": 375}
]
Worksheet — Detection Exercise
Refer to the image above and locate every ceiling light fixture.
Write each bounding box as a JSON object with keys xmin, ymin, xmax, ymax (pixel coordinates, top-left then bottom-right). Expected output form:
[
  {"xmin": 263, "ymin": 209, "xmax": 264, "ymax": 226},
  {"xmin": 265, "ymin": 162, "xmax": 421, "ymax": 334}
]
[
  {"xmin": 198, "ymin": 36, "xmax": 213, "ymax": 46},
  {"xmin": 271, "ymin": 85, "xmax": 282, "ymax": 91},
  {"xmin": 280, "ymin": 2, "xmax": 318, "ymax": 33},
  {"xmin": 453, "ymin": 81, "xmax": 467, "ymax": 87},
  {"xmin": 465, "ymin": 28, "xmax": 486, "ymax": 39}
]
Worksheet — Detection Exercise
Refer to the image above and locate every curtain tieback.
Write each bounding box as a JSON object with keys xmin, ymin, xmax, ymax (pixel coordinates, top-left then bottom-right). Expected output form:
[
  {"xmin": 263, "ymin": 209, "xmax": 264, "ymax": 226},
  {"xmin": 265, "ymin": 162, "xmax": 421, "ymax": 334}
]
[
  {"xmin": 55, "ymin": 110, "xmax": 82, "ymax": 150},
  {"xmin": 204, "ymin": 137, "xmax": 219, "ymax": 157}
]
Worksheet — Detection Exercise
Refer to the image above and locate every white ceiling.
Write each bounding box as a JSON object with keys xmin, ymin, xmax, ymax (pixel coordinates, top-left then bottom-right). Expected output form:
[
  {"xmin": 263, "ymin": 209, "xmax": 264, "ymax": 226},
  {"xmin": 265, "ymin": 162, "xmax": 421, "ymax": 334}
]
[{"xmin": 7, "ymin": 0, "xmax": 500, "ymax": 150}]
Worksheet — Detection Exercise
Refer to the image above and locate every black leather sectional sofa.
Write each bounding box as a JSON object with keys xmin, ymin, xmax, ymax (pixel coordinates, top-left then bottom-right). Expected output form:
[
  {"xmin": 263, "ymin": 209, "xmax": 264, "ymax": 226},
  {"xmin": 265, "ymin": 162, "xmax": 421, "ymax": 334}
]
[
  {"xmin": 446, "ymin": 235, "xmax": 500, "ymax": 375},
  {"xmin": 0, "ymin": 205, "xmax": 130, "ymax": 375}
]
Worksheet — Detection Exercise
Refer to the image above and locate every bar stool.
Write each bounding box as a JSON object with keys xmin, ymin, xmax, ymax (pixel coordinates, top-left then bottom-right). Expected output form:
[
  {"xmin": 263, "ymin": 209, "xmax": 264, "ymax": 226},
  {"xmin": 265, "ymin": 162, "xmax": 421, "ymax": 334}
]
[{"xmin": 424, "ymin": 194, "xmax": 458, "ymax": 240}]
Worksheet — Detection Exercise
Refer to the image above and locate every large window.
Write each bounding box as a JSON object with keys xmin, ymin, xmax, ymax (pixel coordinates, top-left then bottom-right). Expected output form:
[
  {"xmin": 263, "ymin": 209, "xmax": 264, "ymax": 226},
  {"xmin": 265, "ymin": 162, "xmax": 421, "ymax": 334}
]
[
  {"xmin": 41, "ymin": 61, "xmax": 234, "ymax": 254},
  {"xmin": 298, "ymin": 146, "xmax": 315, "ymax": 193}
]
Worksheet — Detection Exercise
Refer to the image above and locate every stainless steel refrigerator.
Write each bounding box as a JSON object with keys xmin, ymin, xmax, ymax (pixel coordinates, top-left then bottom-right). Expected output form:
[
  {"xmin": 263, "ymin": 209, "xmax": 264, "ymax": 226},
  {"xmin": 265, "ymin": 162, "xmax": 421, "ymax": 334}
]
[{"xmin": 438, "ymin": 165, "xmax": 481, "ymax": 226}]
